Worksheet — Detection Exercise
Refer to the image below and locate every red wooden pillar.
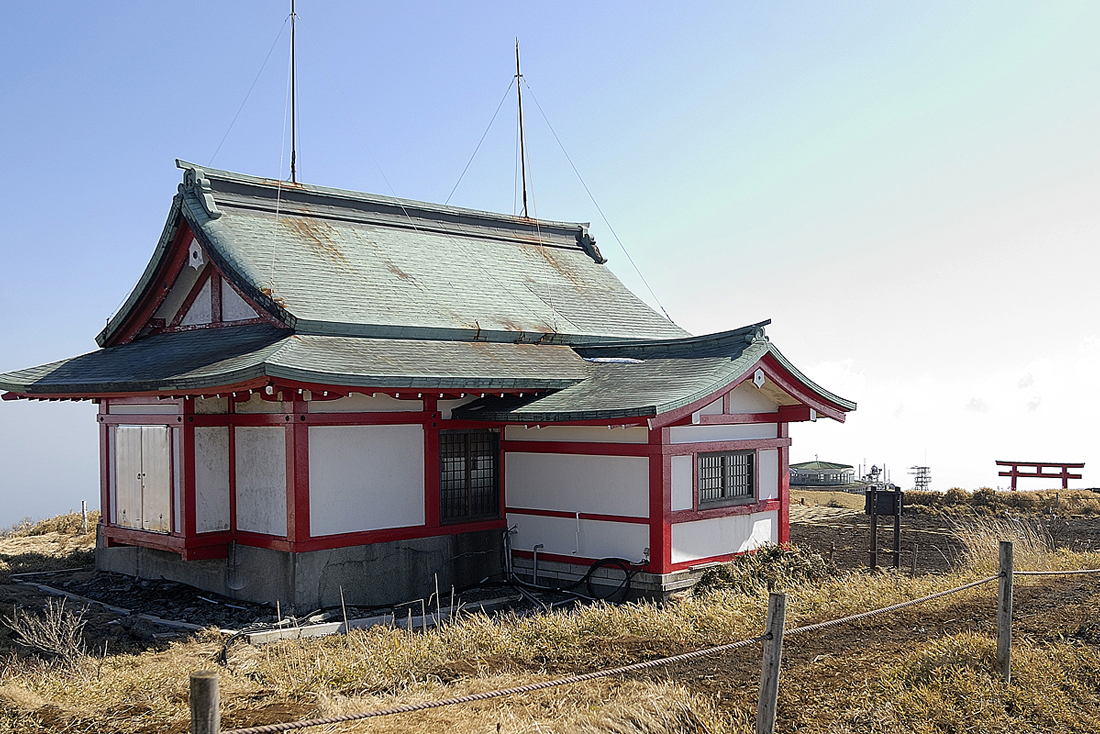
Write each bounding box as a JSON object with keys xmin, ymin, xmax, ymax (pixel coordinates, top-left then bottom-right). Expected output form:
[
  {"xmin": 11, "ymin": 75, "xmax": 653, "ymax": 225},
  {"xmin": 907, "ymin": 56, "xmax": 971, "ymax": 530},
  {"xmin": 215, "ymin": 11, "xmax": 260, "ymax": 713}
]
[
  {"xmin": 285, "ymin": 397, "xmax": 310, "ymax": 544},
  {"xmin": 648, "ymin": 427, "xmax": 671, "ymax": 575},
  {"xmin": 424, "ymin": 397, "xmax": 441, "ymax": 528},
  {"xmin": 778, "ymin": 422, "xmax": 790, "ymax": 544},
  {"xmin": 98, "ymin": 400, "xmax": 110, "ymax": 527},
  {"xmin": 181, "ymin": 398, "xmax": 197, "ymax": 538}
]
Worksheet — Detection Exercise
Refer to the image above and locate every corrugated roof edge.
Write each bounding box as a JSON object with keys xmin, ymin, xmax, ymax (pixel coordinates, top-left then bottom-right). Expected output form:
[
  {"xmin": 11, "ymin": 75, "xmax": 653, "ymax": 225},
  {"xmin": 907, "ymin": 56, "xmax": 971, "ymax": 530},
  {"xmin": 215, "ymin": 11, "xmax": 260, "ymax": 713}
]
[{"xmin": 174, "ymin": 159, "xmax": 596, "ymax": 244}]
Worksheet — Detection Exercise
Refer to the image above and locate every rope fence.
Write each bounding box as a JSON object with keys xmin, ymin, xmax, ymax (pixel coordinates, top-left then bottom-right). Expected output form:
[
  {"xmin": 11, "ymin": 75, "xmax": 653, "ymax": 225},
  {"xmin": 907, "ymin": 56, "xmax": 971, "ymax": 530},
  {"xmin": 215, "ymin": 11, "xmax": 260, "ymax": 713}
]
[{"xmin": 187, "ymin": 547, "xmax": 1098, "ymax": 734}]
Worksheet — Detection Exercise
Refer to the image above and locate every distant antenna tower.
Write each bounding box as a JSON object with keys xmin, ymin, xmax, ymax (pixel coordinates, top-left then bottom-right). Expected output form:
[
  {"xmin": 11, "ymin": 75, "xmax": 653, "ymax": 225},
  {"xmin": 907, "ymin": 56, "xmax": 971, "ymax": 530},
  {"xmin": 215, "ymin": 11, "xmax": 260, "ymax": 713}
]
[{"xmin": 909, "ymin": 465, "xmax": 931, "ymax": 492}]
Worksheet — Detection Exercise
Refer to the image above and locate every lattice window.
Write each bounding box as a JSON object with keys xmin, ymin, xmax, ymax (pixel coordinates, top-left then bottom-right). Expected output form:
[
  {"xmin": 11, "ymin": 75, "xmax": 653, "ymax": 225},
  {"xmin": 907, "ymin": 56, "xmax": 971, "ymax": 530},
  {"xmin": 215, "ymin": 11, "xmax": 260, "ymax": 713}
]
[
  {"xmin": 440, "ymin": 431, "xmax": 500, "ymax": 522},
  {"xmin": 698, "ymin": 451, "xmax": 754, "ymax": 505}
]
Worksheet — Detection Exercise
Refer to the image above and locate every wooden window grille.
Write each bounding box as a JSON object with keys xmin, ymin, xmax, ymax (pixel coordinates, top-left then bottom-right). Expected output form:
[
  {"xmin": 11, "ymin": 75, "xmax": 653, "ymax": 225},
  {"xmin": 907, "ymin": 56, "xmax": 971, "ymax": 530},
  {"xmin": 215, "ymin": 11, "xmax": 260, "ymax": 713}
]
[
  {"xmin": 698, "ymin": 451, "xmax": 754, "ymax": 505},
  {"xmin": 439, "ymin": 430, "xmax": 500, "ymax": 522}
]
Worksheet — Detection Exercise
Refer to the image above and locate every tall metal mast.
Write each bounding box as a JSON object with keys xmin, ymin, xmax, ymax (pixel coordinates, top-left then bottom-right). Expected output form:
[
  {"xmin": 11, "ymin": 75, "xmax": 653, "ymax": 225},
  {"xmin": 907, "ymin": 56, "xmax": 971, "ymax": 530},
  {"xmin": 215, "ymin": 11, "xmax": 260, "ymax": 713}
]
[
  {"xmin": 290, "ymin": 0, "xmax": 298, "ymax": 183},
  {"xmin": 515, "ymin": 39, "xmax": 529, "ymax": 218}
]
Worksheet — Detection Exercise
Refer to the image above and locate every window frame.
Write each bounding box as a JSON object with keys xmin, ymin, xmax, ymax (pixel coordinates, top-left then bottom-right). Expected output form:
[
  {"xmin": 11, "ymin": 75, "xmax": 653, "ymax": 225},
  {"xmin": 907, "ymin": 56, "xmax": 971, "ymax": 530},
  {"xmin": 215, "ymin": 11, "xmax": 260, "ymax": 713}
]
[
  {"xmin": 438, "ymin": 429, "xmax": 501, "ymax": 524},
  {"xmin": 696, "ymin": 450, "xmax": 756, "ymax": 508}
]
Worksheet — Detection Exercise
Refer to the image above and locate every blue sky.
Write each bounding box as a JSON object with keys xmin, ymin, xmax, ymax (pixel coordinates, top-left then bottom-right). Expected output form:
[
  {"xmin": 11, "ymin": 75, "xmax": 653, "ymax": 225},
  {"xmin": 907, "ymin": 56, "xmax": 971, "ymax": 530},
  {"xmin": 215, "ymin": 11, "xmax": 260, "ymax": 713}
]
[{"xmin": 2, "ymin": 2, "xmax": 1099, "ymax": 525}]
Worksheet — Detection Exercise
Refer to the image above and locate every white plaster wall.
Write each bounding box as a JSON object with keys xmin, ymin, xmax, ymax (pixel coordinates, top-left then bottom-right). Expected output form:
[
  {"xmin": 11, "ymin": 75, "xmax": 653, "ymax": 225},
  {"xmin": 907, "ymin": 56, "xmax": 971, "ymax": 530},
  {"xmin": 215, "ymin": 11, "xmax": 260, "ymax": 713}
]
[
  {"xmin": 308, "ymin": 393, "xmax": 423, "ymax": 413},
  {"xmin": 236, "ymin": 393, "xmax": 284, "ymax": 414},
  {"xmin": 234, "ymin": 427, "xmax": 287, "ymax": 536},
  {"xmin": 758, "ymin": 449, "xmax": 779, "ymax": 501},
  {"xmin": 108, "ymin": 403, "xmax": 179, "ymax": 415},
  {"xmin": 506, "ymin": 453, "xmax": 649, "ymax": 517},
  {"xmin": 438, "ymin": 397, "xmax": 477, "ymax": 419},
  {"xmin": 504, "ymin": 425, "xmax": 649, "ymax": 444},
  {"xmin": 669, "ymin": 424, "xmax": 777, "ymax": 443},
  {"xmin": 194, "ymin": 397, "xmax": 228, "ymax": 415},
  {"xmin": 180, "ymin": 278, "xmax": 213, "ymax": 326},
  {"xmin": 222, "ymin": 280, "xmax": 261, "ymax": 321},
  {"xmin": 670, "ymin": 511, "xmax": 778, "ymax": 564},
  {"xmin": 194, "ymin": 427, "xmax": 231, "ymax": 533},
  {"xmin": 153, "ymin": 260, "xmax": 201, "ymax": 321},
  {"xmin": 690, "ymin": 398, "xmax": 723, "ymax": 423},
  {"xmin": 506, "ymin": 513, "xmax": 650, "ymax": 561},
  {"xmin": 308, "ymin": 425, "xmax": 426, "ymax": 536},
  {"xmin": 671, "ymin": 455, "xmax": 694, "ymax": 511},
  {"xmin": 728, "ymin": 381, "xmax": 779, "ymax": 413}
]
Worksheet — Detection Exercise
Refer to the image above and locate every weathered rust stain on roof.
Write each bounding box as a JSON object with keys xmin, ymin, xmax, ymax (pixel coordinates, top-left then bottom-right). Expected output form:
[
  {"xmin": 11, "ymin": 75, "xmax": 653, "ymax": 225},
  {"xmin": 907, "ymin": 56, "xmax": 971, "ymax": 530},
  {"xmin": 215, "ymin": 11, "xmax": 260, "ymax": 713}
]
[
  {"xmin": 279, "ymin": 216, "xmax": 353, "ymax": 271},
  {"xmin": 385, "ymin": 260, "xmax": 416, "ymax": 283}
]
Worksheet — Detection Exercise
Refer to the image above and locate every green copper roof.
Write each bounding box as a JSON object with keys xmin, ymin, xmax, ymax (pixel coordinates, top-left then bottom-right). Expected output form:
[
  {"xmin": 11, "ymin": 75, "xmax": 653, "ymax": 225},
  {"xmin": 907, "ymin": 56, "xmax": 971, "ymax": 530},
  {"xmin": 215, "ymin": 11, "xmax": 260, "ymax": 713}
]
[
  {"xmin": 97, "ymin": 162, "xmax": 688, "ymax": 347},
  {"xmin": 790, "ymin": 460, "xmax": 854, "ymax": 471},
  {"xmin": 0, "ymin": 324, "xmax": 591, "ymax": 396},
  {"xmin": 453, "ymin": 326, "xmax": 855, "ymax": 422}
]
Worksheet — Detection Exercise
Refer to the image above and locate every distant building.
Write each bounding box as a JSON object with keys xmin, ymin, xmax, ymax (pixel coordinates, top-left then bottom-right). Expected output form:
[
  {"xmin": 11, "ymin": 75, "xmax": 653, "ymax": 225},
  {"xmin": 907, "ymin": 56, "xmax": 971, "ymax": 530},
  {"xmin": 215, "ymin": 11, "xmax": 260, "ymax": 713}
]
[{"xmin": 790, "ymin": 460, "xmax": 855, "ymax": 487}]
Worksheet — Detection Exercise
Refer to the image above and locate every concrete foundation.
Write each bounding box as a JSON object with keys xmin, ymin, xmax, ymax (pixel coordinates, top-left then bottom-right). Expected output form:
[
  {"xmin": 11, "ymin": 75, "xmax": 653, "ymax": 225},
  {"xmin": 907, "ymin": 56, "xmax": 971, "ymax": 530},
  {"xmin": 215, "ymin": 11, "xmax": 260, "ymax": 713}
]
[
  {"xmin": 510, "ymin": 556, "xmax": 702, "ymax": 601},
  {"xmin": 96, "ymin": 528, "xmax": 503, "ymax": 613}
]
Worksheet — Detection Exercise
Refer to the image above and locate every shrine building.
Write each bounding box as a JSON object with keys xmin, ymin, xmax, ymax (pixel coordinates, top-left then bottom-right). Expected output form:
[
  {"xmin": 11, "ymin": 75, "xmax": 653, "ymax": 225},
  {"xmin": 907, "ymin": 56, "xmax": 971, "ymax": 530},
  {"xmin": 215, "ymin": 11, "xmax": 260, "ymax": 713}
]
[{"xmin": 0, "ymin": 161, "xmax": 855, "ymax": 609}]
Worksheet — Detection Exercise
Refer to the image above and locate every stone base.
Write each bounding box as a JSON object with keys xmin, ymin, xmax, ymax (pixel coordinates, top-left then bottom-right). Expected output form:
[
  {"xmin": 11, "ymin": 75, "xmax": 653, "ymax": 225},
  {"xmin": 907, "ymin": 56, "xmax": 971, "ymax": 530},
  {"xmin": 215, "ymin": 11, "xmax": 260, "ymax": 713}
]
[
  {"xmin": 510, "ymin": 556, "xmax": 702, "ymax": 602},
  {"xmin": 96, "ymin": 527, "xmax": 504, "ymax": 613}
]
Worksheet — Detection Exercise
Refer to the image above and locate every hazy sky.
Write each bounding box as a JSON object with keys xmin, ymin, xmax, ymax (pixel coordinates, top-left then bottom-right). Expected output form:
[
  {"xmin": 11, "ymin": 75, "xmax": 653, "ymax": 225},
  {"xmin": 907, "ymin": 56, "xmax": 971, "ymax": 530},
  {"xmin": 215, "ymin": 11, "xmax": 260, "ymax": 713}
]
[{"xmin": 2, "ymin": 2, "xmax": 1098, "ymax": 525}]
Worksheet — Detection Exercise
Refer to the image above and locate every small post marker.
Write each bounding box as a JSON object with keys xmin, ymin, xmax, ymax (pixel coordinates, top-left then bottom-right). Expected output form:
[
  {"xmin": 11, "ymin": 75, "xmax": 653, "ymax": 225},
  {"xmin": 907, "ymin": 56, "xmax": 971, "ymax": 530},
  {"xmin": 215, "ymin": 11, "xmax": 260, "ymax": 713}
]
[
  {"xmin": 81, "ymin": 501, "xmax": 88, "ymax": 534},
  {"xmin": 997, "ymin": 541, "xmax": 1014, "ymax": 683},
  {"xmin": 756, "ymin": 593, "xmax": 786, "ymax": 734},
  {"xmin": 190, "ymin": 670, "xmax": 220, "ymax": 734}
]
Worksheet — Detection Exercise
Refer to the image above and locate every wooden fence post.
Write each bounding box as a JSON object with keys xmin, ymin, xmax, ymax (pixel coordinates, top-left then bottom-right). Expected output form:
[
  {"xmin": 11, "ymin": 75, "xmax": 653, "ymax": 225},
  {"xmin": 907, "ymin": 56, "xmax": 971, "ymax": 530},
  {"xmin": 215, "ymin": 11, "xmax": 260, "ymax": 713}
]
[
  {"xmin": 190, "ymin": 670, "xmax": 220, "ymax": 734},
  {"xmin": 756, "ymin": 592, "xmax": 787, "ymax": 734},
  {"xmin": 996, "ymin": 541, "xmax": 1014, "ymax": 683}
]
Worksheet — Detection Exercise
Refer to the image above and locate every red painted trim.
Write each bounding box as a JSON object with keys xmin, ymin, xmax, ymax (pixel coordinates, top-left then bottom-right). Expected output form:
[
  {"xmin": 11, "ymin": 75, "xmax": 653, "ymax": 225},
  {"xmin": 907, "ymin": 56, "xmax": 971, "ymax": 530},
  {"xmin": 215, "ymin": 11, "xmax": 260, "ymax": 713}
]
[
  {"xmin": 663, "ymin": 438, "xmax": 790, "ymax": 455},
  {"xmin": 272, "ymin": 518, "xmax": 507, "ymax": 552},
  {"xmin": 696, "ymin": 412, "xmax": 780, "ymax": 425},
  {"xmin": 668, "ymin": 498, "xmax": 780, "ymax": 524},
  {"xmin": 648, "ymin": 427, "xmax": 671, "ymax": 574},
  {"xmin": 109, "ymin": 220, "xmax": 196, "ymax": 346},
  {"xmin": 168, "ymin": 264, "xmax": 214, "ymax": 329},
  {"xmin": 501, "ymin": 440, "xmax": 653, "ymax": 456},
  {"xmin": 667, "ymin": 552, "xmax": 744, "ymax": 572},
  {"xmin": 511, "ymin": 549, "xmax": 649, "ymax": 571},
  {"xmin": 287, "ymin": 398, "xmax": 310, "ymax": 542},
  {"xmin": 100, "ymin": 415, "xmax": 185, "ymax": 426},
  {"xmin": 103, "ymin": 525, "xmax": 185, "ymax": 553},
  {"xmin": 99, "ymin": 405, "xmax": 110, "ymax": 528},
  {"xmin": 651, "ymin": 355, "xmax": 851, "ymax": 429},
  {"xmin": 181, "ymin": 400, "xmax": 197, "ymax": 538},
  {"xmin": 228, "ymin": 416, "xmax": 237, "ymax": 533},
  {"xmin": 758, "ymin": 354, "xmax": 848, "ymax": 422},
  {"xmin": 778, "ymin": 423, "xmax": 790, "ymax": 543},
  {"xmin": 995, "ymin": 460, "xmax": 1085, "ymax": 468},
  {"xmin": 504, "ymin": 507, "xmax": 650, "ymax": 525},
  {"xmin": 304, "ymin": 411, "xmax": 428, "ymax": 425},
  {"xmin": 210, "ymin": 274, "xmax": 223, "ymax": 323},
  {"xmin": 424, "ymin": 399, "xmax": 441, "ymax": 528}
]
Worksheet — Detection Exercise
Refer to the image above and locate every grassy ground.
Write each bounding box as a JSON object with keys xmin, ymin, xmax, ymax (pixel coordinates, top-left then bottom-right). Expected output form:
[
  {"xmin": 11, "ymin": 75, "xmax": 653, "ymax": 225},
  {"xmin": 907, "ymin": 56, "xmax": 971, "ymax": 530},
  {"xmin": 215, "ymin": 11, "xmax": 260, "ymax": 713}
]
[
  {"xmin": 1, "ymin": 514, "xmax": 1099, "ymax": 733},
  {"xmin": 790, "ymin": 488, "xmax": 865, "ymax": 511}
]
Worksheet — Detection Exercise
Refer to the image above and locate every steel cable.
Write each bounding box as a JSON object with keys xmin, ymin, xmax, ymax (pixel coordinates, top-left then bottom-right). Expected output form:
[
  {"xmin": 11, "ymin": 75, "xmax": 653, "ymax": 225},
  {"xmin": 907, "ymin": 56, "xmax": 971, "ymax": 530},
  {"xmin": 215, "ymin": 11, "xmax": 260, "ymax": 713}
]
[
  {"xmin": 784, "ymin": 575, "xmax": 998, "ymax": 637},
  {"xmin": 1016, "ymin": 568, "xmax": 1100, "ymax": 576},
  {"xmin": 222, "ymin": 633, "xmax": 768, "ymax": 734},
  {"xmin": 222, "ymin": 574, "xmax": 1007, "ymax": 733}
]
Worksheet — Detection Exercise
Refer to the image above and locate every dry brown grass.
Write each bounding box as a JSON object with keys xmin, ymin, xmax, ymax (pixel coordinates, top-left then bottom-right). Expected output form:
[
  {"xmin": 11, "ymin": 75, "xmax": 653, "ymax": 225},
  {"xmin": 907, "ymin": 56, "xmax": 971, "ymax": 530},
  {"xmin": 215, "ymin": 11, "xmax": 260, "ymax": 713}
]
[
  {"xmin": 790, "ymin": 489, "xmax": 864, "ymax": 511},
  {"xmin": 1, "ymin": 513, "xmax": 1099, "ymax": 733},
  {"xmin": 906, "ymin": 487, "xmax": 1100, "ymax": 516},
  {"xmin": 0, "ymin": 511, "xmax": 98, "ymax": 575},
  {"xmin": 952, "ymin": 515, "xmax": 1100, "ymax": 574}
]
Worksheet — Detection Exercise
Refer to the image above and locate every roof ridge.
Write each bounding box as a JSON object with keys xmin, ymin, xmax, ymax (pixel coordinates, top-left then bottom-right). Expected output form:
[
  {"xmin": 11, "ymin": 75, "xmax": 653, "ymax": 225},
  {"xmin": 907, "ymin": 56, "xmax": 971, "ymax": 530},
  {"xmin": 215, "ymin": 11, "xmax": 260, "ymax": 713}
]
[{"xmin": 176, "ymin": 159, "xmax": 590, "ymax": 235}]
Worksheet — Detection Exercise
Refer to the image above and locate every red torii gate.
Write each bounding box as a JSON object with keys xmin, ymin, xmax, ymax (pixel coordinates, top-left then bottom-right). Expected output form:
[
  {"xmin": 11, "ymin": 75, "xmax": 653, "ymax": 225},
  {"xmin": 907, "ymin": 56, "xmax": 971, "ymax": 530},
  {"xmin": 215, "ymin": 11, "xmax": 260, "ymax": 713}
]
[{"xmin": 995, "ymin": 460, "xmax": 1084, "ymax": 490}]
